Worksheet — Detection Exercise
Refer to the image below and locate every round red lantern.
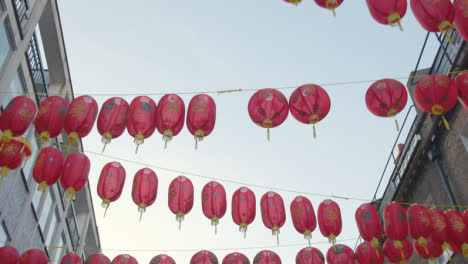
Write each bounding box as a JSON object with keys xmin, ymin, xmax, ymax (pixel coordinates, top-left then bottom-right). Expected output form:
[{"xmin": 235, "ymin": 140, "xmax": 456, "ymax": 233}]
[
  {"xmin": 186, "ymin": 94, "xmax": 216, "ymax": 149},
  {"xmin": 454, "ymin": 1, "xmax": 468, "ymax": 42},
  {"xmin": 407, "ymin": 204, "xmax": 432, "ymax": 254},
  {"xmin": 410, "ymin": 0, "xmax": 455, "ymax": 41},
  {"xmin": 365, "ymin": 79, "xmax": 408, "ymax": 131},
  {"xmin": 355, "ymin": 242, "xmax": 384, "ymax": 264},
  {"xmin": 112, "ymin": 255, "xmax": 137, "ymax": 264},
  {"xmin": 445, "ymin": 209, "xmax": 468, "ymax": 257},
  {"xmin": 19, "ymin": 249, "xmax": 48, "ymax": 264},
  {"xmin": 33, "ymin": 146, "xmax": 64, "ymax": 199},
  {"xmin": 156, "ymin": 94, "xmax": 185, "ymax": 149},
  {"xmin": 0, "ymin": 137, "xmax": 32, "ymax": 186},
  {"xmin": 168, "ymin": 176, "xmax": 194, "ymax": 229},
  {"xmin": 318, "ymin": 199, "xmax": 342, "ymax": 245},
  {"xmin": 132, "ymin": 168, "xmax": 158, "ymax": 220},
  {"xmin": 222, "ymin": 252, "xmax": 249, "ymax": 264},
  {"xmin": 355, "ymin": 203, "xmax": 383, "ymax": 256},
  {"xmin": 84, "ymin": 254, "xmax": 111, "ymax": 264},
  {"xmin": 261, "ymin": 191, "xmax": 286, "ymax": 244},
  {"xmin": 283, "ymin": 0, "xmax": 302, "ymax": 5},
  {"xmin": 414, "ymin": 74, "xmax": 457, "ymax": 130},
  {"xmin": 326, "ymin": 245, "xmax": 354, "ymax": 264},
  {"xmin": 232, "ymin": 187, "xmax": 256, "ymax": 238},
  {"xmin": 0, "ymin": 246, "xmax": 20, "ymax": 264},
  {"xmin": 97, "ymin": 97, "xmax": 129, "ymax": 152},
  {"xmin": 289, "ymin": 84, "xmax": 331, "ymax": 138},
  {"xmin": 253, "ymin": 250, "xmax": 281, "ymax": 264},
  {"xmin": 383, "ymin": 238, "xmax": 412, "ymax": 263},
  {"xmin": 61, "ymin": 252, "xmax": 82, "ymax": 264},
  {"xmin": 34, "ymin": 96, "xmax": 68, "ymax": 146},
  {"xmin": 314, "ymin": 0, "xmax": 344, "ymax": 16},
  {"xmin": 150, "ymin": 255, "xmax": 176, "ymax": 264},
  {"xmin": 248, "ymin": 89, "xmax": 288, "ymax": 141},
  {"xmin": 97, "ymin": 162, "xmax": 126, "ymax": 216},
  {"xmin": 295, "ymin": 247, "xmax": 325, "ymax": 264},
  {"xmin": 127, "ymin": 96, "xmax": 157, "ymax": 153},
  {"xmin": 190, "ymin": 251, "xmax": 218, "ymax": 264},
  {"xmin": 60, "ymin": 152, "xmax": 90, "ymax": 203},
  {"xmin": 0, "ymin": 96, "xmax": 37, "ymax": 145},
  {"xmin": 290, "ymin": 196, "xmax": 317, "ymax": 244},
  {"xmin": 383, "ymin": 203, "xmax": 408, "ymax": 256},
  {"xmin": 455, "ymin": 72, "xmax": 468, "ymax": 111},
  {"xmin": 366, "ymin": 0, "xmax": 407, "ymax": 30},
  {"xmin": 64, "ymin": 95, "xmax": 98, "ymax": 150},
  {"xmin": 413, "ymin": 237, "xmax": 443, "ymax": 262},
  {"xmin": 201, "ymin": 181, "xmax": 226, "ymax": 233},
  {"xmin": 428, "ymin": 208, "xmax": 451, "ymax": 252}
]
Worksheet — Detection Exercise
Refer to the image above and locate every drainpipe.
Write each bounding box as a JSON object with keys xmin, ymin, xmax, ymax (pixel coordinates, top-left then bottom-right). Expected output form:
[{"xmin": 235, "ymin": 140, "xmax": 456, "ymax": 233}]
[{"xmin": 428, "ymin": 144, "xmax": 458, "ymax": 210}]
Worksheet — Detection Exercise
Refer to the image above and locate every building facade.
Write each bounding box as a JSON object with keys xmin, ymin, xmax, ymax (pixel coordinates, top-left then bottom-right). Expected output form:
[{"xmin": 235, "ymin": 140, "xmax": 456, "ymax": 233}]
[{"xmin": 0, "ymin": 0, "xmax": 101, "ymax": 263}]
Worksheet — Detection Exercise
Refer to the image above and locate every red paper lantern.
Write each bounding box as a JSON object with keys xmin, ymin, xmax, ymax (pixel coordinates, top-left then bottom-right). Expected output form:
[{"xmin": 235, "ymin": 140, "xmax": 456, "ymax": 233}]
[
  {"xmin": 365, "ymin": 79, "xmax": 408, "ymax": 131},
  {"xmin": 454, "ymin": 1, "xmax": 468, "ymax": 42},
  {"xmin": 445, "ymin": 209, "xmax": 468, "ymax": 256},
  {"xmin": 127, "ymin": 96, "xmax": 157, "ymax": 153},
  {"xmin": 253, "ymin": 250, "xmax": 281, "ymax": 264},
  {"xmin": 414, "ymin": 74, "xmax": 457, "ymax": 130},
  {"xmin": 0, "ymin": 137, "xmax": 33, "ymax": 185},
  {"xmin": 366, "ymin": 0, "xmax": 407, "ymax": 30},
  {"xmin": 248, "ymin": 89, "xmax": 288, "ymax": 141},
  {"xmin": 150, "ymin": 255, "xmax": 176, "ymax": 264},
  {"xmin": 283, "ymin": 0, "xmax": 302, "ymax": 5},
  {"xmin": 33, "ymin": 146, "xmax": 64, "ymax": 199},
  {"xmin": 383, "ymin": 203, "xmax": 408, "ymax": 257},
  {"xmin": 190, "ymin": 251, "xmax": 218, "ymax": 264},
  {"xmin": 413, "ymin": 237, "xmax": 443, "ymax": 262},
  {"xmin": 428, "ymin": 209, "xmax": 451, "ymax": 252},
  {"xmin": 34, "ymin": 96, "xmax": 68, "ymax": 146},
  {"xmin": 168, "ymin": 176, "xmax": 194, "ymax": 229},
  {"xmin": 156, "ymin": 94, "xmax": 185, "ymax": 148},
  {"xmin": 97, "ymin": 162, "xmax": 126, "ymax": 215},
  {"xmin": 84, "ymin": 254, "xmax": 111, "ymax": 264},
  {"xmin": 97, "ymin": 97, "xmax": 129, "ymax": 151},
  {"xmin": 318, "ymin": 199, "xmax": 342, "ymax": 245},
  {"xmin": 132, "ymin": 168, "xmax": 158, "ymax": 220},
  {"xmin": 60, "ymin": 152, "xmax": 90, "ymax": 203},
  {"xmin": 290, "ymin": 196, "xmax": 317, "ymax": 244},
  {"xmin": 222, "ymin": 253, "xmax": 249, "ymax": 264},
  {"xmin": 112, "ymin": 255, "xmax": 137, "ymax": 264},
  {"xmin": 19, "ymin": 249, "xmax": 48, "ymax": 264},
  {"xmin": 410, "ymin": 0, "xmax": 455, "ymax": 41},
  {"xmin": 186, "ymin": 94, "xmax": 216, "ymax": 149},
  {"xmin": 232, "ymin": 187, "xmax": 256, "ymax": 237},
  {"xmin": 407, "ymin": 204, "xmax": 432, "ymax": 254},
  {"xmin": 289, "ymin": 84, "xmax": 331, "ymax": 138},
  {"xmin": 64, "ymin": 95, "xmax": 98, "ymax": 149},
  {"xmin": 295, "ymin": 247, "xmax": 325, "ymax": 264},
  {"xmin": 0, "ymin": 246, "xmax": 20, "ymax": 264},
  {"xmin": 61, "ymin": 252, "xmax": 82, "ymax": 264},
  {"xmin": 0, "ymin": 96, "xmax": 37, "ymax": 144},
  {"xmin": 464, "ymin": 209, "xmax": 468, "ymax": 226},
  {"xmin": 383, "ymin": 238, "xmax": 412, "ymax": 264},
  {"xmin": 201, "ymin": 181, "xmax": 226, "ymax": 233},
  {"xmin": 326, "ymin": 245, "xmax": 354, "ymax": 264},
  {"xmin": 261, "ymin": 191, "xmax": 286, "ymax": 244},
  {"xmin": 314, "ymin": 0, "xmax": 344, "ymax": 16},
  {"xmin": 355, "ymin": 242, "xmax": 384, "ymax": 264},
  {"xmin": 355, "ymin": 203, "xmax": 383, "ymax": 256},
  {"xmin": 455, "ymin": 72, "xmax": 468, "ymax": 110}
]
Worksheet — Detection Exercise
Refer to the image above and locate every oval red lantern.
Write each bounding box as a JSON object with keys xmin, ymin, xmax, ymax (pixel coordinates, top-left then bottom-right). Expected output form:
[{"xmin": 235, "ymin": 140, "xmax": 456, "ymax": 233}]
[
  {"xmin": 314, "ymin": 0, "xmax": 344, "ymax": 16},
  {"xmin": 34, "ymin": 96, "xmax": 68, "ymax": 146},
  {"xmin": 295, "ymin": 247, "xmax": 325, "ymax": 264},
  {"xmin": 64, "ymin": 95, "xmax": 98, "ymax": 150},
  {"xmin": 289, "ymin": 84, "xmax": 331, "ymax": 138},
  {"xmin": 355, "ymin": 241, "xmax": 384, "ymax": 264},
  {"xmin": 33, "ymin": 146, "xmax": 64, "ymax": 199},
  {"xmin": 156, "ymin": 94, "xmax": 185, "ymax": 148},
  {"xmin": 382, "ymin": 238, "xmax": 412, "ymax": 264},
  {"xmin": 407, "ymin": 204, "xmax": 432, "ymax": 254},
  {"xmin": 445, "ymin": 209, "xmax": 468, "ymax": 256},
  {"xmin": 283, "ymin": 0, "xmax": 302, "ymax": 5},
  {"xmin": 84, "ymin": 254, "xmax": 111, "ymax": 264},
  {"xmin": 410, "ymin": 0, "xmax": 455, "ymax": 41},
  {"xmin": 248, "ymin": 89, "xmax": 288, "ymax": 141},
  {"xmin": 290, "ymin": 196, "xmax": 317, "ymax": 244},
  {"xmin": 413, "ymin": 237, "xmax": 443, "ymax": 262},
  {"xmin": 253, "ymin": 250, "xmax": 281, "ymax": 264},
  {"xmin": 97, "ymin": 97, "xmax": 129, "ymax": 152},
  {"xmin": 261, "ymin": 191, "xmax": 286, "ymax": 244},
  {"xmin": 112, "ymin": 254, "xmax": 137, "ymax": 264},
  {"xmin": 61, "ymin": 252, "xmax": 82, "ymax": 264},
  {"xmin": 428, "ymin": 208, "xmax": 451, "ymax": 252},
  {"xmin": 366, "ymin": 0, "xmax": 407, "ymax": 30},
  {"xmin": 318, "ymin": 199, "xmax": 342, "ymax": 245},
  {"xmin": 150, "ymin": 255, "xmax": 176, "ymax": 264},
  {"xmin": 365, "ymin": 79, "xmax": 408, "ymax": 131},
  {"xmin": 222, "ymin": 252, "xmax": 249, "ymax": 264},
  {"xmin": 0, "ymin": 246, "xmax": 20, "ymax": 264},
  {"xmin": 168, "ymin": 176, "xmax": 194, "ymax": 229},
  {"xmin": 414, "ymin": 74, "xmax": 457, "ymax": 130},
  {"xmin": 186, "ymin": 94, "xmax": 216, "ymax": 149},
  {"xmin": 355, "ymin": 203, "xmax": 383, "ymax": 256},
  {"xmin": 127, "ymin": 96, "xmax": 157, "ymax": 153},
  {"xmin": 132, "ymin": 168, "xmax": 158, "ymax": 220},
  {"xmin": 190, "ymin": 250, "xmax": 218, "ymax": 264},
  {"xmin": 0, "ymin": 137, "xmax": 33, "ymax": 186},
  {"xmin": 97, "ymin": 162, "xmax": 126, "ymax": 216},
  {"xmin": 19, "ymin": 249, "xmax": 48, "ymax": 264},
  {"xmin": 0, "ymin": 96, "xmax": 37, "ymax": 144},
  {"xmin": 201, "ymin": 181, "xmax": 226, "ymax": 233},
  {"xmin": 383, "ymin": 203, "xmax": 408, "ymax": 257},
  {"xmin": 454, "ymin": 1, "xmax": 468, "ymax": 42},
  {"xmin": 455, "ymin": 72, "xmax": 468, "ymax": 111},
  {"xmin": 232, "ymin": 186, "xmax": 256, "ymax": 238},
  {"xmin": 60, "ymin": 152, "xmax": 90, "ymax": 203},
  {"xmin": 326, "ymin": 244, "xmax": 354, "ymax": 264}
]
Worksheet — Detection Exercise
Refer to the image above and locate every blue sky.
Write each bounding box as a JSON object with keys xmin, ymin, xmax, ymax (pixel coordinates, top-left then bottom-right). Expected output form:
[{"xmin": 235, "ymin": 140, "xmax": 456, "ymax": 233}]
[{"xmin": 56, "ymin": 1, "xmax": 440, "ymax": 263}]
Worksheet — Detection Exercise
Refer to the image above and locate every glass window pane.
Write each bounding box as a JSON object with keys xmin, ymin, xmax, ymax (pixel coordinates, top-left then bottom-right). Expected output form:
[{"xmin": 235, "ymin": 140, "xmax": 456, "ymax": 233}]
[
  {"xmin": 0, "ymin": 21, "xmax": 12, "ymax": 74},
  {"xmin": 0, "ymin": 223, "xmax": 8, "ymax": 246},
  {"xmin": 53, "ymin": 235, "xmax": 64, "ymax": 264},
  {"xmin": 39, "ymin": 190, "xmax": 53, "ymax": 229},
  {"xmin": 22, "ymin": 127, "xmax": 39, "ymax": 184},
  {"xmin": 1, "ymin": 70, "xmax": 24, "ymax": 110},
  {"xmin": 45, "ymin": 210, "xmax": 58, "ymax": 246}
]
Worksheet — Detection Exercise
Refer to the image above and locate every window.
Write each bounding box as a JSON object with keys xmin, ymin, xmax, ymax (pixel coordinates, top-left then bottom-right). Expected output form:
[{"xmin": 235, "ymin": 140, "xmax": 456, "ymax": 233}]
[
  {"xmin": 1, "ymin": 69, "xmax": 24, "ymax": 110},
  {"xmin": 22, "ymin": 126, "xmax": 39, "ymax": 184},
  {"xmin": 45, "ymin": 209, "xmax": 58, "ymax": 246},
  {"xmin": 53, "ymin": 234, "xmax": 65, "ymax": 264},
  {"xmin": 0, "ymin": 222, "xmax": 9, "ymax": 246},
  {"xmin": 32, "ymin": 185, "xmax": 42, "ymax": 211},
  {"xmin": 0, "ymin": 21, "xmax": 12, "ymax": 75},
  {"xmin": 39, "ymin": 189, "xmax": 53, "ymax": 229}
]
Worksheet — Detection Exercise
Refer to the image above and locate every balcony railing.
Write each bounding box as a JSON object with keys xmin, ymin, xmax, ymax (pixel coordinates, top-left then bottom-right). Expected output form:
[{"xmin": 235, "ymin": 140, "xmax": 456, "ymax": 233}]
[
  {"xmin": 13, "ymin": 0, "xmax": 31, "ymax": 36},
  {"xmin": 26, "ymin": 32, "xmax": 48, "ymax": 103}
]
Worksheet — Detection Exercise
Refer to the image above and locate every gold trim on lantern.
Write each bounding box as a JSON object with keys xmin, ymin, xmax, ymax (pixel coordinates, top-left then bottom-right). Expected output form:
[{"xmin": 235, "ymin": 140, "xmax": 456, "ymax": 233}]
[
  {"xmin": 438, "ymin": 20, "xmax": 454, "ymax": 44},
  {"xmin": 102, "ymin": 132, "xmax": 112, "ymax": 144},
  {"xmin": 39, "ymin": 131, "xmax": 51, "ymax": 146},
  {"xmin": 263, "ymin": 118, "xmax": 273, "ymax": 128},
  {"xmin": 163, "ymin": 129, "xmax": 174, "ymax": 141},
  {"xmin": 289, "ymin": 0, "xmax": 302, "ymax": 5},
  {"xmin": 67, "ymin": 131, "xmax": 79, "ymax": 146},
  {"xmin": 461, "ymin": 243, "xmax": 468, "ymax": 257},
  {"xmin": 387, "ymin": 12, "xmax": 403, "ymax": 31},
  {"xmin": 138, "ymin": 202, "xmax": 147, "ymax": 213},
  {"xmin": 0, "ymin": 130, "xmax": 13, "ymax": 143}
]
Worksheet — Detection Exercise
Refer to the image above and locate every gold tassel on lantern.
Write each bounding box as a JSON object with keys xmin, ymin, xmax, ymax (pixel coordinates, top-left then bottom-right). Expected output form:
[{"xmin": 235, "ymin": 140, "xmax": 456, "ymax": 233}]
[
  {"xmin": 138, "ymin": 202, "xmax": 147, "ymax": 222},
  {"xmin": 431, "ymin": 104, "xmax": 450, "ymax": 130},
  {"xmin": 65, "ymin": 187, "xmax": 76, "ymax": 207},
  {"xmin": 163, "ymin": 129, "xmax": 173, "ymax": 149},
  {"xmin": 0, "ymin": 130, "xmax": 14, "ymax": 151},
  {"xmin": 387, "ymin": 12, "xmax": 403, "ymax": 31},
  {"xmin": 272, "ymin": 225, "xmax": 280, "ymax": 245},
  {"xmin": 39, "ymin": 131, "xmax": 51, "ymax": 150},
  {"xmin": 417, "ymin": 237, "xmax": 429, "ymax": 255},
  {"xmin": 304, "ymin": 229, "xmax": 312, "ymax": 247},
  {"xmin": 371, "ymin": 237, "xmax": 380, "ymax": 258},
  {"xmin": 102, "ymin": 198, "xmax": 111, "ymax": 217},
  {"xmin": 328, "ymin": 234, "xmax": 336, "ymax": 246},
  {"xmin": 290, "ymin": 0, "xmax": 302, "ymax": 5},
  {"xmin": 263, "ymin": 118, "xmax": 273, "ymax": 142},
  {"xmin": 37, "ymin": 181, "xmax": 48, "ymax": 201},
  {"xmin": 239, "ymin": 222, "xmax": 248, "ymax": 239},
  {"xmin": 0, "ymin": 167, "xmax": 10, "ymax": 188},
  {"xmin": 211, "ymin": 216, "xmax": 219, "ymax": 234},
  {"xmin": 101, "ymin": 132, "xmax": 112, "ymax": 152},
  {"xmin": 393, "ymin": 240, "xmax": 405, "ymax": 261},
  {"xmin": 134, "ymin": 133, "xmax": 145, "ymax": 154},
  {"xmin": 176, "ymin": 211, "xmax": 185, "ymax": 230},
  {"xmin": 67, "ymin": 132, "xmax": 79, "ymax": 151},
  {"xmin": 325, "ymin": 0, "xmax": 338, "ymax": 17},
  {"xmin": 438, "ymin": 20, "xmax": 454, "ymax": 44},
  {"xmin": 442, "ymin": 242, "xmax": 452, "ymax": 261},
  {"xmin": 461, "ymin": 242, "xmax": 468, "ymax": 257},
  {"xmin": 194, "ymin": 130, "xmax": 204, "ymax": 150}
]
